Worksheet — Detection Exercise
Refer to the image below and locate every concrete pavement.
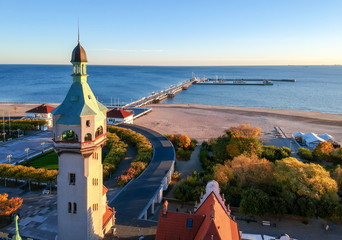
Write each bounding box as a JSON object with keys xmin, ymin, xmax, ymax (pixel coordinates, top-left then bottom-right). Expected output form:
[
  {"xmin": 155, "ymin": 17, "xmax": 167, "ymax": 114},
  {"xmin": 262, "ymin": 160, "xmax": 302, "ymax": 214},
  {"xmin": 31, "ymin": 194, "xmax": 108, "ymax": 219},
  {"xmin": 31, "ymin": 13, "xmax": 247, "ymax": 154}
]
[{"xmin": 0, "ymin": 131, "xmax": 53, "ymax": 164}]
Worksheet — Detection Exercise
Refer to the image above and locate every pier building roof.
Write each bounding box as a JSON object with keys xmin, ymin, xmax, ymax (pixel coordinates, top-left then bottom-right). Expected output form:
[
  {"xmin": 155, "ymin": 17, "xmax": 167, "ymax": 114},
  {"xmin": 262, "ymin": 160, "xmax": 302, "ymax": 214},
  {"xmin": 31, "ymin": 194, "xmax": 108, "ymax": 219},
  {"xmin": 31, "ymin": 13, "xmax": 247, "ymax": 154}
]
[
  {"xmin": 107, "ymin": 109, "xmax": 133, "ymax": 118},
  {"xmin": 26, "ymin": 104, "xmax": 55, "ymax": 114}
]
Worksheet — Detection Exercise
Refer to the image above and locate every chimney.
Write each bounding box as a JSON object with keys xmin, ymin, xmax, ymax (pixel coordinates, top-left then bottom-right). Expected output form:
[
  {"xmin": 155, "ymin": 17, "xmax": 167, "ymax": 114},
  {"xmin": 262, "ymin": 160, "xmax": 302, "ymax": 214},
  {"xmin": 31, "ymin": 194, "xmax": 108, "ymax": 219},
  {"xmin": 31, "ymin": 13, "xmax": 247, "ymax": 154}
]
[{"xmin": 163, "ymin": 200, "xmax": 168, "ymax": 215}]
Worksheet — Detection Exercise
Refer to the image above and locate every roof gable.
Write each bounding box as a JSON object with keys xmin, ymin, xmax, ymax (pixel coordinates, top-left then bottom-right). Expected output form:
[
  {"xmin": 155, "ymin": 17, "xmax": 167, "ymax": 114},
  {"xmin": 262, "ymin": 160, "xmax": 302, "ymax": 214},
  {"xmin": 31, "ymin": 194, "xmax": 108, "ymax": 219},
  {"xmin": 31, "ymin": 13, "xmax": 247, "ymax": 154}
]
[{"xmin": 194, "ymin": 193, "xmax": 240, "ymax": 240}]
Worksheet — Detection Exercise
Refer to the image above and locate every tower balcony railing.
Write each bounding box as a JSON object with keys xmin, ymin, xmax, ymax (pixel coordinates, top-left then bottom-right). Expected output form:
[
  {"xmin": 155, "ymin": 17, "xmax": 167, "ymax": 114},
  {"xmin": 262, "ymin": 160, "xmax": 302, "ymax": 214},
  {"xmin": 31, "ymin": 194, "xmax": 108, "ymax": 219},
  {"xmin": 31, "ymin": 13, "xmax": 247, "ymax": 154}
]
[{"xmin": 53, "ymin": 133, "xmax": 107, "ymax": 149}]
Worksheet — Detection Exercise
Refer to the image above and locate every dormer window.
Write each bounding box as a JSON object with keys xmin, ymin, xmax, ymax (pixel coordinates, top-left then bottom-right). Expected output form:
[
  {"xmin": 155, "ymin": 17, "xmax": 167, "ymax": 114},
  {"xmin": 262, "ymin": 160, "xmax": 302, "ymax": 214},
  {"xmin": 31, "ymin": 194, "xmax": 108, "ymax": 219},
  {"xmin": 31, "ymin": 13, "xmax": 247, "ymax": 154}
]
[{"xmin": 186, "ymin": 219, "xmax": 193, "ymax": 229}]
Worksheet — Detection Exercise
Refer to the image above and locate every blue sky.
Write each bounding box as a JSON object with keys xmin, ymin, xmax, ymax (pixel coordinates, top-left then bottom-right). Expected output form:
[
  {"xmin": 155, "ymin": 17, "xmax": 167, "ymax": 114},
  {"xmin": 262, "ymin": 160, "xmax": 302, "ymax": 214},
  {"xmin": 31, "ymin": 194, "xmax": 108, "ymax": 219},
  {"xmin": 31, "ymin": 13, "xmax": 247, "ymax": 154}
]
[{"xmin": 0, "ymin": 0, "xmax": 341, "ymax": 65}]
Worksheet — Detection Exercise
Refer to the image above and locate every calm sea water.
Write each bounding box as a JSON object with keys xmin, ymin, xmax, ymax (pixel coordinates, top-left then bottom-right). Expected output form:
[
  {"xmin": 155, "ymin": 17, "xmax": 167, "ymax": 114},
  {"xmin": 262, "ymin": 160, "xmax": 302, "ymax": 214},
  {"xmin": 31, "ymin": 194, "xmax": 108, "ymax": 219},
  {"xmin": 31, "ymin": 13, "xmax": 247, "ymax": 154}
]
[{"xmin": 0, "ymin": 65, "xmax": 341, "ymax": 114}]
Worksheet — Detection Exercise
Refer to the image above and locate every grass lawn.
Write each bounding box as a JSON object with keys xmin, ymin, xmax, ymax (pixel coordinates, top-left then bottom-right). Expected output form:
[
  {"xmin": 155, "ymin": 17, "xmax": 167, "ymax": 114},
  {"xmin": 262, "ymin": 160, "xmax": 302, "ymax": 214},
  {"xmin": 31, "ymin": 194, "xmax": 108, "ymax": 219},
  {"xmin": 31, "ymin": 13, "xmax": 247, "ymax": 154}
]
[{"xmin": 24, "ymin": 151, "xmax": 59, "ymax": 170}]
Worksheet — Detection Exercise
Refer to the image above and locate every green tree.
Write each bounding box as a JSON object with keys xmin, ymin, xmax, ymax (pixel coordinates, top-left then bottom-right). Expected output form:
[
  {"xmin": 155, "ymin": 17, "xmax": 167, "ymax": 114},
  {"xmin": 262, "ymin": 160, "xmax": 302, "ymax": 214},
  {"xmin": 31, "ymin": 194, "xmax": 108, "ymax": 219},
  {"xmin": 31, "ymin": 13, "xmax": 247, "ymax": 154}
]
[{"xmin": 240, "ymin": 188, "xmax": 269, "ymax": 216}]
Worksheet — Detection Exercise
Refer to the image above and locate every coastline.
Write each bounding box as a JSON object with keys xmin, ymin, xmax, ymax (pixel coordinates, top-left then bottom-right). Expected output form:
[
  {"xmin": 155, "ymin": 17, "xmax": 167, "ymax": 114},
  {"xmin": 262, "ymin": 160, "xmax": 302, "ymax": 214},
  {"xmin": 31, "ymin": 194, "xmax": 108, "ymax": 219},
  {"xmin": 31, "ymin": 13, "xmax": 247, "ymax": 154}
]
[
  {"xmin": 134, "ymin": 103, "xmax": 342, "ymax": 142},
  {"xmin": 0, "ymin": 102, "xmax": 341, "ymax": 142}
]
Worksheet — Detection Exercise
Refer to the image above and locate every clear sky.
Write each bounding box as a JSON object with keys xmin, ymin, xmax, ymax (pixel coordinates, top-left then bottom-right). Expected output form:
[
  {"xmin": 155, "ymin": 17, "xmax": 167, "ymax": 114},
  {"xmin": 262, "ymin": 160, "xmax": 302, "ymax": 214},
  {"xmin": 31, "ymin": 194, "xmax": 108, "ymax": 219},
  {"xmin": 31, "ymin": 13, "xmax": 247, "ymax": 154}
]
[{"xmin": 0, "ymin": 0, "xmax": 342, "ymax": 66}]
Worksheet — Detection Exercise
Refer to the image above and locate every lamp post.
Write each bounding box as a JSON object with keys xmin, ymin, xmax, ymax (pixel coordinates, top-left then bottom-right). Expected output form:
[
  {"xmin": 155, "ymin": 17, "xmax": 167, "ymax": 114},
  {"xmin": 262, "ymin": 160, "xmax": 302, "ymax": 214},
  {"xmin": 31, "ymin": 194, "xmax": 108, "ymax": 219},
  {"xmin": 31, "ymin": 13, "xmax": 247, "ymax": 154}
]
[
  {"xmin": 25, "ymin": 148, "xmax": 30, "ymax": 160},
  {"xmin": 41, "ymin": 142, "xmax": 45, "ymax": 153},
  {"xmin": 7, "ymin": 154, "xmax": 12, "ymax": 164}
]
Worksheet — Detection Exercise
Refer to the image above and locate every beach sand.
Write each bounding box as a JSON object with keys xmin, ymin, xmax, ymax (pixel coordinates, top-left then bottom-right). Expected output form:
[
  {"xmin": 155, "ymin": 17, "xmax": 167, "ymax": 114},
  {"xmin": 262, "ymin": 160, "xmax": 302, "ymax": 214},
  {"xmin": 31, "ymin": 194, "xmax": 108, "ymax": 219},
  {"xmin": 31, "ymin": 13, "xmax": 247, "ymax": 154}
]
[
  {"xmin": 134, "ymin": 103, "xmax": 342, "ymax": 143},
  {"xmin": 1, "ymin": 102, "xmax": 341, "ymax": 143},
  {"xmin": 0, "ymin": 102, "xmax": 60, "ymax": 117}
]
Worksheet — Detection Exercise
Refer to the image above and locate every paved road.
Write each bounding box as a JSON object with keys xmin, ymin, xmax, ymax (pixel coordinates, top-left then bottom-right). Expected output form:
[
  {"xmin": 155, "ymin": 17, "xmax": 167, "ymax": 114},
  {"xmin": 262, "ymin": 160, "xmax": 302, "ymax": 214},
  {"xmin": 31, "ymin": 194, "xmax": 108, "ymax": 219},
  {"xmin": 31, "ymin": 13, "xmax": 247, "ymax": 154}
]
[{"xmin": 108, "ymin": 124, "xmax": 175, "ymax": 225}]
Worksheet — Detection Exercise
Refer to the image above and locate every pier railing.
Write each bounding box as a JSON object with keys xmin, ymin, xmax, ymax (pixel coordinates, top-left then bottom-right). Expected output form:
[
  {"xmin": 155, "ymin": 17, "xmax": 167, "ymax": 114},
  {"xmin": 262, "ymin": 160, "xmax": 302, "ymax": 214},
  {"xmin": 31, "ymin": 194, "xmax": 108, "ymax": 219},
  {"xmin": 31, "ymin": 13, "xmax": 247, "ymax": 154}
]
[{"xmin": 122, "ymin": 77, "xmax": 207, "ymax": 108}]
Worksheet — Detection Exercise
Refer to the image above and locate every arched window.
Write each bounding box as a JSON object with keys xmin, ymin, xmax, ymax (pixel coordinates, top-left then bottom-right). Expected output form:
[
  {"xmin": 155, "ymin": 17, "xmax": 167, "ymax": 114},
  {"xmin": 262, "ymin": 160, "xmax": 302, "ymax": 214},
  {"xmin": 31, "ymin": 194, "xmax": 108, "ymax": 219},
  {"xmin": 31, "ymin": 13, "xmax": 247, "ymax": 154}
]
[
  {"xmin": 84, "ymin": 133, "xmax": 92, "ymax": 142},
  {"xmin": 61, "ymin": 130, "xmax": 78, "ymax": 142},
  {"xmin": 73, "ymin": 203, "xmax": 77, "ymax": 214},
  {"xmin": 68, "ymin": 202, "xmax": 72, "ymax": 213},
  {"xmin": 95, "ymin": 126, "xmax": 103, "ymax": 138}
]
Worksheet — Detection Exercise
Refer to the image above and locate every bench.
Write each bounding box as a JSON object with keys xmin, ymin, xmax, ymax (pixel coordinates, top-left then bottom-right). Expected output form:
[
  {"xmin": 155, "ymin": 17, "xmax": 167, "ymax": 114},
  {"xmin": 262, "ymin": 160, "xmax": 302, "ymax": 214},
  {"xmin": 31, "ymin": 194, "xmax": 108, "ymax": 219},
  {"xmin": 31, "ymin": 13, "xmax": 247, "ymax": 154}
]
[{"xmin": 262, "ymin": 220, "xmax": 271, "ymax": 226}]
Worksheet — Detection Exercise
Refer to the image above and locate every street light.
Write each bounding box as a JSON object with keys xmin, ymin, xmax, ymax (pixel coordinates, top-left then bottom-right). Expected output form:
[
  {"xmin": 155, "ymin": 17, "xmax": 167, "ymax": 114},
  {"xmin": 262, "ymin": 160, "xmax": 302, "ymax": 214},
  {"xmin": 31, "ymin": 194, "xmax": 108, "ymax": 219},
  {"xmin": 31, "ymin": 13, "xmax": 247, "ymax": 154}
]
[
  {"xmin": 41, "ymin": 142, "xmax": 45, "ymax": 153},
  {"xmin": 7, "ymin": 154, "xmax": 12, "ymax": 164},
  {"xmin": 25, "ymin": 148, "xmax": 30, "ymax": 160}
]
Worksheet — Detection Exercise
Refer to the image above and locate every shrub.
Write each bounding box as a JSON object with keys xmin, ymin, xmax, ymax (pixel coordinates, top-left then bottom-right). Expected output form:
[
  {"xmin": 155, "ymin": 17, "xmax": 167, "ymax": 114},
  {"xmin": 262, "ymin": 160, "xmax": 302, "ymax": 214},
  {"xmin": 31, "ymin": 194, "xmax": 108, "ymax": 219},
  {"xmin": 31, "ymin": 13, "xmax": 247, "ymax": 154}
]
[
  {"xmin": 262, "ymin": 146, "xmax": 291, "ymax": 162},
  {"xmin": 297, "ymin": 148, "xmax": 313, "ymax": 161},
  {"xmin": 108, "ymin": 126, "xmax": 153, "ymax": 186},
  {"xmin": 102, "ymin": 132, "xmax": 128, "ymax": 180}
]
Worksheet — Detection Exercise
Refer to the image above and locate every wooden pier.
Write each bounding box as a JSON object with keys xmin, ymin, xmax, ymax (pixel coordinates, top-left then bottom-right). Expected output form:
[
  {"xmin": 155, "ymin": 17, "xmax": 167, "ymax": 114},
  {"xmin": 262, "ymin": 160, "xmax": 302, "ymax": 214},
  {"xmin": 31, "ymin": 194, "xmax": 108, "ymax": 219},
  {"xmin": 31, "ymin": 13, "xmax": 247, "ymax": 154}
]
[
  {"xmin": 118, "ymin": 76, "xmax": 295, "ymax": 109},
  {"xmin": 205, "ymin": 78, "xmax": 296, "ymax": 82},
  {"xmin": 122, "ymin": 77, "xmax": 207, "ymax": 108}
]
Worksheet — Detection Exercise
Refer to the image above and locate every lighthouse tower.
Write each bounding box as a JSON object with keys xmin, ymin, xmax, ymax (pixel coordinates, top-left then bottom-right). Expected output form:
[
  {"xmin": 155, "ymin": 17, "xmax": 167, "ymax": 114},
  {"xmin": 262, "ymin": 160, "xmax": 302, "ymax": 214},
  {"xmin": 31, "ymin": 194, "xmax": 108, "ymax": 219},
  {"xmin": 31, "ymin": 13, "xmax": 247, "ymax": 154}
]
[{"xmin": 52, "ymin": 36, "xmax": 114, "ymax": 240}]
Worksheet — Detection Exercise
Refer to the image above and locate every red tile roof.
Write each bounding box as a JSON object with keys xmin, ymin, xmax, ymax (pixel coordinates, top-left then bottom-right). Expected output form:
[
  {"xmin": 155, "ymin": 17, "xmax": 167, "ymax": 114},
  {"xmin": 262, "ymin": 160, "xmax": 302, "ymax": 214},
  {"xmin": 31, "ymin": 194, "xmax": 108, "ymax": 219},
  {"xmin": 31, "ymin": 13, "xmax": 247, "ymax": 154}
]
[
  {"xmin": 26, "ymin": 104, "xmax": 55, "ymax": 114},
  {"xmin": 156, "ymin": 192, "xmax": 241, "ymax": 240},
  {"xmin": 156, "ymin": 211, "xmax": 205, "ymax": 240},
  {"xmin": 107, "ymin": 109, "xmax": 133, "ymax": 118},
  {"xmin": 103, "ymin": 205, "xmax": 115, "ymax": 229},
  {"xmin": 103, "ymin": 185, "xmax": 108, "ymax": 196}
]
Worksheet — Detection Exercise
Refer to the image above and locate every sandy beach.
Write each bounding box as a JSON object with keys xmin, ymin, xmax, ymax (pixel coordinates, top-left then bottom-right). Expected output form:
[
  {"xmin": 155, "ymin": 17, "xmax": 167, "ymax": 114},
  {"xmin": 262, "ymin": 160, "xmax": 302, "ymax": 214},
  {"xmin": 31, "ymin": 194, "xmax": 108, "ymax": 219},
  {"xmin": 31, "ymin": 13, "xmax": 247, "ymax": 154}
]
[
  {"xmin": 0, "ymin": 103, "xmax": 60, "ymax": 117},
  {"xmin": 1, "ymin": 102, "xmax": 341, "ymax": 143},
  {"xmin": 134, "ymin": 103, "xmax": 342, "ymax": 143}
]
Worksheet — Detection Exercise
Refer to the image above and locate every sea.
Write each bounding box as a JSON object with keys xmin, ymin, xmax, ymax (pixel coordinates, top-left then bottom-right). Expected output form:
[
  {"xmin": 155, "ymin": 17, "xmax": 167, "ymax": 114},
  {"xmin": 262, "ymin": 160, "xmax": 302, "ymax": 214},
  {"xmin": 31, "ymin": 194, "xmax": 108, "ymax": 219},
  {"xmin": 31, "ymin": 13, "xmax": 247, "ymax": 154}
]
[{"xmin": 0, "ymin": 65, "xmax": 341, "ymax": 114}]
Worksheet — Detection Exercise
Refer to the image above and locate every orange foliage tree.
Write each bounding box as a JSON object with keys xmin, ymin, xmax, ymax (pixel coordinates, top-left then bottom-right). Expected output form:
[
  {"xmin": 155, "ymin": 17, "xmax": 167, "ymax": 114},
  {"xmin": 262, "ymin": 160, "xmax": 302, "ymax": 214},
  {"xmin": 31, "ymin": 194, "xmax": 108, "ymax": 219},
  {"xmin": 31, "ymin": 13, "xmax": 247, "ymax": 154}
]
[
  {"xmin": 313, "ymin": 141, "xmax": 334, "ymax": 161},
  {"xmin": 230, "ymin": 154, "xmax": 274, "ymax": 187},
  {"xmin": 213, "ymin": 163, "xmax": 233, "ymax": 186},
  {"xmin": 178, "ymin": 135, "xmax": 191, "ymax": 149},
  {"xmin": 0, "ymin": 193, "xmax": 23, "ymax": 216},
  {"xmin": 228, "ymin": 124, "xmax": 261, "ymax": 138}
]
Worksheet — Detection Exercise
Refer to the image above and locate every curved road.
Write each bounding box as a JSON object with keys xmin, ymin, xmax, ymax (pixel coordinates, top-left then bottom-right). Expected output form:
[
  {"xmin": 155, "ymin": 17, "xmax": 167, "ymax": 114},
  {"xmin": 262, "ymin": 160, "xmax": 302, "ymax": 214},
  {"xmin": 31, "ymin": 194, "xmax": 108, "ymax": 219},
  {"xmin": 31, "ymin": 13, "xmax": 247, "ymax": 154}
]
[{"xmin": 108, "ymin": 124, "xmax": 175, "ymax": 225}]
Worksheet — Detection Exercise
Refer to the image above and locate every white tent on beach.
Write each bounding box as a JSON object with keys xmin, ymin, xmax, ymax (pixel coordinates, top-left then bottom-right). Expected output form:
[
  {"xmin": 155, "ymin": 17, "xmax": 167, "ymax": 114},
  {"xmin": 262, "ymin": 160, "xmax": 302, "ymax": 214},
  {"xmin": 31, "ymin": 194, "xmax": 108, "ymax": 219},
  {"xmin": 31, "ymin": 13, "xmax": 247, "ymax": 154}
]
[
  {"xmin": 293, "ymin": 132, "xmax": 304, "ymax": 138},
  {"xmin": 303, "ymin": 133, "xmax": 325, "ymax": 148},
  {"xmin": 318, "ymin": 133, "xmax": 334, "ymax": 141}
]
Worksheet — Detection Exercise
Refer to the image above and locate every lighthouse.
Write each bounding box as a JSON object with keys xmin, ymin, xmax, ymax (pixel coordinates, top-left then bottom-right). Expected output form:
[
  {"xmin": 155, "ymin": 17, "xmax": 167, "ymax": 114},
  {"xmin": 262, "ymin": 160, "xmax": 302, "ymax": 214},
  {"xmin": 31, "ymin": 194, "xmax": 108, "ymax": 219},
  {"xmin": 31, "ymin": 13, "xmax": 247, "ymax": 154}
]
[{"xmin": 52, "ymin": 35, "xmax": 115, "ymax": 240}]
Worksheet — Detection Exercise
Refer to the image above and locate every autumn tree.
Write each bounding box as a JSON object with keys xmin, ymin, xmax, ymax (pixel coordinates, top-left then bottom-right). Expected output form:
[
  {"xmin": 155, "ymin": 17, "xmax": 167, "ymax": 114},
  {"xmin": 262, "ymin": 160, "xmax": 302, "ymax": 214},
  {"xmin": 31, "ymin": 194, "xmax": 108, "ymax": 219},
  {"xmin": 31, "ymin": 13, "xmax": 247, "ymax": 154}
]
[
  {"xmin": 230, "ymin": 154, "xmax": 274, "ymax": 187},
  {"xmin": 0, "ymin": 193, "xmax": 23, "ymax": 216},
  {"xmin": 213, "ymin": 163, "xmax": 233, "ymax": 187},
  {"xmin": 332, "ymin": 165, "xmax": 342, "ymax": 189},
  {"xmin": 226, "ymin": 136, "xmax": 263, "ymax": 158},
  {"xmin": 228, "ymin": 124, "xmax": 261, "ymax": 138},
  {"xmin": 313, "ymin": 141, "xmax": 334, "ymax": 161},
  {"xmin": 275, "ymin": 157, "xmax": 338, "ymax": 199},
  {"xmin": 177, "ymin": 135, "xmax": 191, "ymax": 149}
]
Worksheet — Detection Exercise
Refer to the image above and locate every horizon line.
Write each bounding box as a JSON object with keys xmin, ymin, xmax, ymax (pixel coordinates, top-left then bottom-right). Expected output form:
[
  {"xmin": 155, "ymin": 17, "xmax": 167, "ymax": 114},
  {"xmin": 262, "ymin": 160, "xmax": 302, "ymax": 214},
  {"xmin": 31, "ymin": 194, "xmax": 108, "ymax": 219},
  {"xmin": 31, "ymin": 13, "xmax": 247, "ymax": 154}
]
[{"xmin": 0, "ymin": 63, "xmax": 341, "ymax": 67}]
